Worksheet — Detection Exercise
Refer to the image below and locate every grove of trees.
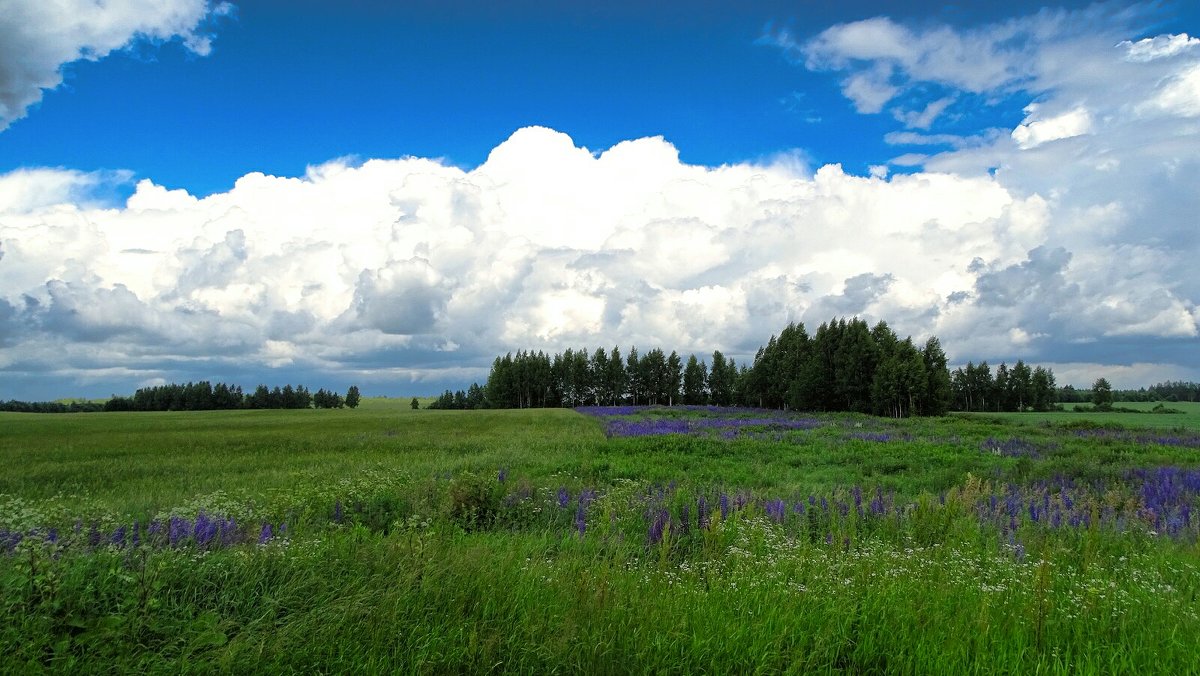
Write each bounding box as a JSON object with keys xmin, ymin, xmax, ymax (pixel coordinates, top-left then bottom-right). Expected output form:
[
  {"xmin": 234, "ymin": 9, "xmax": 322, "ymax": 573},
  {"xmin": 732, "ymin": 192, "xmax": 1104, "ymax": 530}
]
[
  {"xmin": 101, "ymin": 381, "xmax": 361, "ymax": 412},
  {"xmin": 478, "ymin": 318, "xmax": 956, "ymax": 417},
  {"xmin": 948, "ymin": 360, "xmax": 1059, "ymax": 412}
]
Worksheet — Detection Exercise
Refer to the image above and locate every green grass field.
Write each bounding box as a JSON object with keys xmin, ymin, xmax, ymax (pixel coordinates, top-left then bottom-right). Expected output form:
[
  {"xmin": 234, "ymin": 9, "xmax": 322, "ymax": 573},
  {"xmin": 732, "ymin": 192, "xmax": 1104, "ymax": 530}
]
[
  {"xmin": 960, "ymin": 400, "xmax": 1200, "ymax": 430},
  {"xmin": 3, "ymin": 402, "xmax": 1199, "ymax": 672}
]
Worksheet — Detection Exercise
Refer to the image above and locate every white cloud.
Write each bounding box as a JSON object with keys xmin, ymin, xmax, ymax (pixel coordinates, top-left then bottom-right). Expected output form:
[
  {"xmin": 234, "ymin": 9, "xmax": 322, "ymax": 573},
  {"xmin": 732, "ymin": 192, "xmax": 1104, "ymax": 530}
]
[
  {"xmin": 3, "ymin": 123, "xmax": 1194, "ymax": 393},
  {"xmin": 893, "ymin": 96, "xmax": 955, "ymax": 130},
  {"xmin": 768, "ymin": 9, "xmax": 1200, "ymax": 384},
  {"xmin": 840, "ymin": 67, "xmax": 898, "ymax": 114},
  {"xmin": 1044, "ymin": 362, "xmax": 1200, "ymax": 391},
  {"xmin": 0, "ymin": 0, "xmax": 231, "ymax": 130},
  {"xmin": 1146, "ymin": 63, "xmax": 1200, "ymax": 117},
  {"xmin": 786, "ymin": 13, "xmax": 1056, "ymax": 109},
  {"xmin": 884, "ymin": 131, "xmax": 995, "ymax": 149},
  {"xmin": 0, "ymin": 127, "xmax": 1042, "ymax": 389},
  {"xmin": 1121, "ymin": 33, "xmax": 1200, "ymax": 62},
  {"xmin": 1011, "ymin": 106, "xmax": 1093, "ymax": 149}
]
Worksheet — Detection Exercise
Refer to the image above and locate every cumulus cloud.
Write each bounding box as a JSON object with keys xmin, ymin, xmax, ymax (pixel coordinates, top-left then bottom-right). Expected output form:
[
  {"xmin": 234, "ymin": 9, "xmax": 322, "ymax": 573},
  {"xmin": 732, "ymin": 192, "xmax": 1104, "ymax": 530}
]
[
  {"xmin": 0, "ymin": 0, "xmax": 231, "ymax": 130},
  {"xmin": 1011, "ymin": 106, "xmax": 1093, "ymax": 149},
  {"xmin": 764, "ymin": 7, "xmax": 1200, "ymax": 383},
  {"xmin": 1121, "ymin": 33, "xmax": 1200, "ymax": 62},
  {"xmin": 2, "ymin": 120, "xmax": 1195, "ymax": 395}
]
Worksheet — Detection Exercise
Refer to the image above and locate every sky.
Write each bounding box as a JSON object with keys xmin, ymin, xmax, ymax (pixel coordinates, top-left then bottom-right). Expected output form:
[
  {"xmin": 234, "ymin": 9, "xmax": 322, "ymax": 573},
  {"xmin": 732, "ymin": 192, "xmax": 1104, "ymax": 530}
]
[{"xmin": 0, "ymin": 0, "xmax": 1197, "ymax": 399}]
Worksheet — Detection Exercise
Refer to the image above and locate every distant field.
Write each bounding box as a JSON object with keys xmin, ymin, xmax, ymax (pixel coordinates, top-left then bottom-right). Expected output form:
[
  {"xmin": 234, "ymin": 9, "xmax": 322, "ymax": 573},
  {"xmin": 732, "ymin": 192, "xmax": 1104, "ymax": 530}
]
[
  {"xmin": 960, "ymin": 400, "xmax": 1200, "ymax": 430},
  {"xmin": 3, "ymin": 403, "xmax": 1199, "ymax": 672}
]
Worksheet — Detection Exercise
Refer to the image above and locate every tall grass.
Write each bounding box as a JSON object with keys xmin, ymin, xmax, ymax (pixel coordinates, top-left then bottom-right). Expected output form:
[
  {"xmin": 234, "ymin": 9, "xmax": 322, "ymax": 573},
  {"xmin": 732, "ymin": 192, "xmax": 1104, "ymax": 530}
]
[{"xmin": 2, "ymin": 403, "xmax": 1199, "ymax": 672}]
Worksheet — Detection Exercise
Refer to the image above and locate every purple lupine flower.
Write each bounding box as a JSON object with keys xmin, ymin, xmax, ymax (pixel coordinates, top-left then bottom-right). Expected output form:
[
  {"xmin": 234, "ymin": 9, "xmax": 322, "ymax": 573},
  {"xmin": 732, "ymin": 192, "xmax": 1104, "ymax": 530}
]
[
  {"xmin": 579, "ymin": 488, "xmax": 597, "ymax": 507},
  {"xmin": 1, "ymin": 530, "xmax": 22, "ymax": 553},
  {"xmin": 697, "ymin": 496, "xmax": 709, "ymax": 529},
  {"xmin": 110, "ymin": 525, "xmax": 127, "ymax": 548},
  {"xmin": 279, "ymin": 522, "xmax": 288, "ymax": 538},
  {"xmin": 719, "ymin": 493, "xmax": 729, "ymax": 520},
  {"xmin": 334, "ymin": 500, "xmax": 344, "ymax": 524},
  {"xmin": 734, "ymin": 492, "xmax": 748, "ymax": 510},
  {"xmin": 497, "ymin": 467, "xmax": 507, "ymax": 483},
  {"xmin": 766, "ymin": 499, "xmax": 786, "ymax": 523},
  {"xmin": 557, "ymin": 487, "xmax": 570, "ymax": 509},
  {"xmin": 221, "ymin": 517, "xmax": 237, "ymax": 546},
  {"xmin": 1005, "ymin": 489, "xmax": 1020, "ymax": 517},
  {"xmin": 195, "ymin": 511, "xmax": 217, "ymax": 548},
  {"xmin": 131, "ymin": 521, "xmax": 140, "ymax": 548},
  {"xmin": 168, "ymin": 516, "xmax": 187, "ymax": 547},
  {"xmin": 852, "ymin": 487, "xmax": 863, "ymax": 516},
  {"xmin": 47, "ymin": 528, "xmax": 58, "ymax": 545},
  {"xmin": 258, "ymin": 523, "xmax": 273, "ymax": 544},
  {"xmin": 575, "ymin": 504, "xmax": 587, "ymax": 536},
  {"xmin": 871, "ymin": 488, "xmax": 887, "ymax": 516},
  {"xmin": 648, "ymin": 509, "xmax": 669, "ymax": 545},
  {"xmin": 1167, "ymin": 513, "xmax": 1184, "ymax": 535}
]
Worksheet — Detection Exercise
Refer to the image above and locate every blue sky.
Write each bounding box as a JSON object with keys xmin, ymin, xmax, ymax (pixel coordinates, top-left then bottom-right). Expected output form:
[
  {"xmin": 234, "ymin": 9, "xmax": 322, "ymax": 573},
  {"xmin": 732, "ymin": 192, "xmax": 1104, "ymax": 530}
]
[
  {"xmin": 1, "ymin": 0, "xmax": 1198, "ymax": 399},
  {"xmin": 6, "ymin": 0, "xmax": 1175, "ymax": 195}
]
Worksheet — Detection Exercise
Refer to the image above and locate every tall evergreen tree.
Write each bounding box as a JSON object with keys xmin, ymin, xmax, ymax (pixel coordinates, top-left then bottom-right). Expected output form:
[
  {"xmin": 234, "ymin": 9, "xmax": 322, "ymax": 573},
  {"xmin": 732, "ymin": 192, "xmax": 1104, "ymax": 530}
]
[
  {"xmin": 626, "ymin": 347, "xmax": 641, "ymax": 405},
  {"xmin": 607, "ymin": 346, "xmax": 627, "ymax": 405},
  {"xmin": 683, "ymin": 354, "xmax": 708, "ymax": 405},
  {"xmin": 922, "ymin": 337, "xmax": 952, "ymax": 416},
  {"xmin": 709, "ymin": 350, "xmax": 733, "ymax": 406}
]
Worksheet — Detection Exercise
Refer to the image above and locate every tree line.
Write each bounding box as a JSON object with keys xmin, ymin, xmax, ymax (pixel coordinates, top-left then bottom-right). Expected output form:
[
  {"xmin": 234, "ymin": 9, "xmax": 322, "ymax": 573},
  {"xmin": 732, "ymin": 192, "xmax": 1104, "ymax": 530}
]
[
  {"xmin": 474, "ymin": 318, "xmax": 957, "ymax": 417},
  {"xmin": 427, "ymin": 384, "xmax": 486, "ymax": 410},
  {"xmin": 949, "ymin": 361, "xmax": 1059, "ymax": 412},
  {"xmin": 0, "ymin": 400, "xmax": 106, "ymax": 414},
  {"xmin": 1060, "ymin": 380, "xmax": 1200, "ymax": 404},
  {"xmin": 479, "ymin": 345, "xmax": 735, "ymax": 410},
  {"xmin": 101, "ymin": 382, "xmax": 362, "ymax": 412}
]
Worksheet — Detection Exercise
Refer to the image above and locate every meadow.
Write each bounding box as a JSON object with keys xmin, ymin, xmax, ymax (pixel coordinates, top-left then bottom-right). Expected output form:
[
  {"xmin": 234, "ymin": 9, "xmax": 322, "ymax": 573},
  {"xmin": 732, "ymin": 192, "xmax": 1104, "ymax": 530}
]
[
  {"xmin": 961, "ymin": 400, "xmax": 1200, "ymax": 430},
  {"xmin": 2, "ymin": 400, "xmax": 1199, "ymax": 673}
]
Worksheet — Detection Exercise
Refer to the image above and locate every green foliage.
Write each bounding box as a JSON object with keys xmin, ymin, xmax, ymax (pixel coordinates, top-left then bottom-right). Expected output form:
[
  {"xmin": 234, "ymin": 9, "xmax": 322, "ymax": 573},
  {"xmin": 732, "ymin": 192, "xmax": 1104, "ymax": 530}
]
[
  {"xmin": 1093, "ymin": 377, "xmax": 1114, "ymax": 409},
  {"xmin": 444, "ymin": 472, "xmax": 502, "ymax": 530},
  {"xmin": 480, "ymin": 316, "xmax": 955, "ymax": 417}
]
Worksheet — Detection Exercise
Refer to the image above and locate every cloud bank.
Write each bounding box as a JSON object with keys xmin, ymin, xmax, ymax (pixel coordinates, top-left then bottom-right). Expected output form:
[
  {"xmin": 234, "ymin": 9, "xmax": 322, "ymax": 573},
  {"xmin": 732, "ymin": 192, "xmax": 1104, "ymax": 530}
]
[
  {"xmin": 0, "ymin": 0, "xmax": 231, "ymax": 130},
  {"xmin": 1, "ymin": 117, "xmax": 1196, "ymax": 397},
  {"xmin": 759, "ymin": 6, "xmax": 1200, "ymax": 387}
]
